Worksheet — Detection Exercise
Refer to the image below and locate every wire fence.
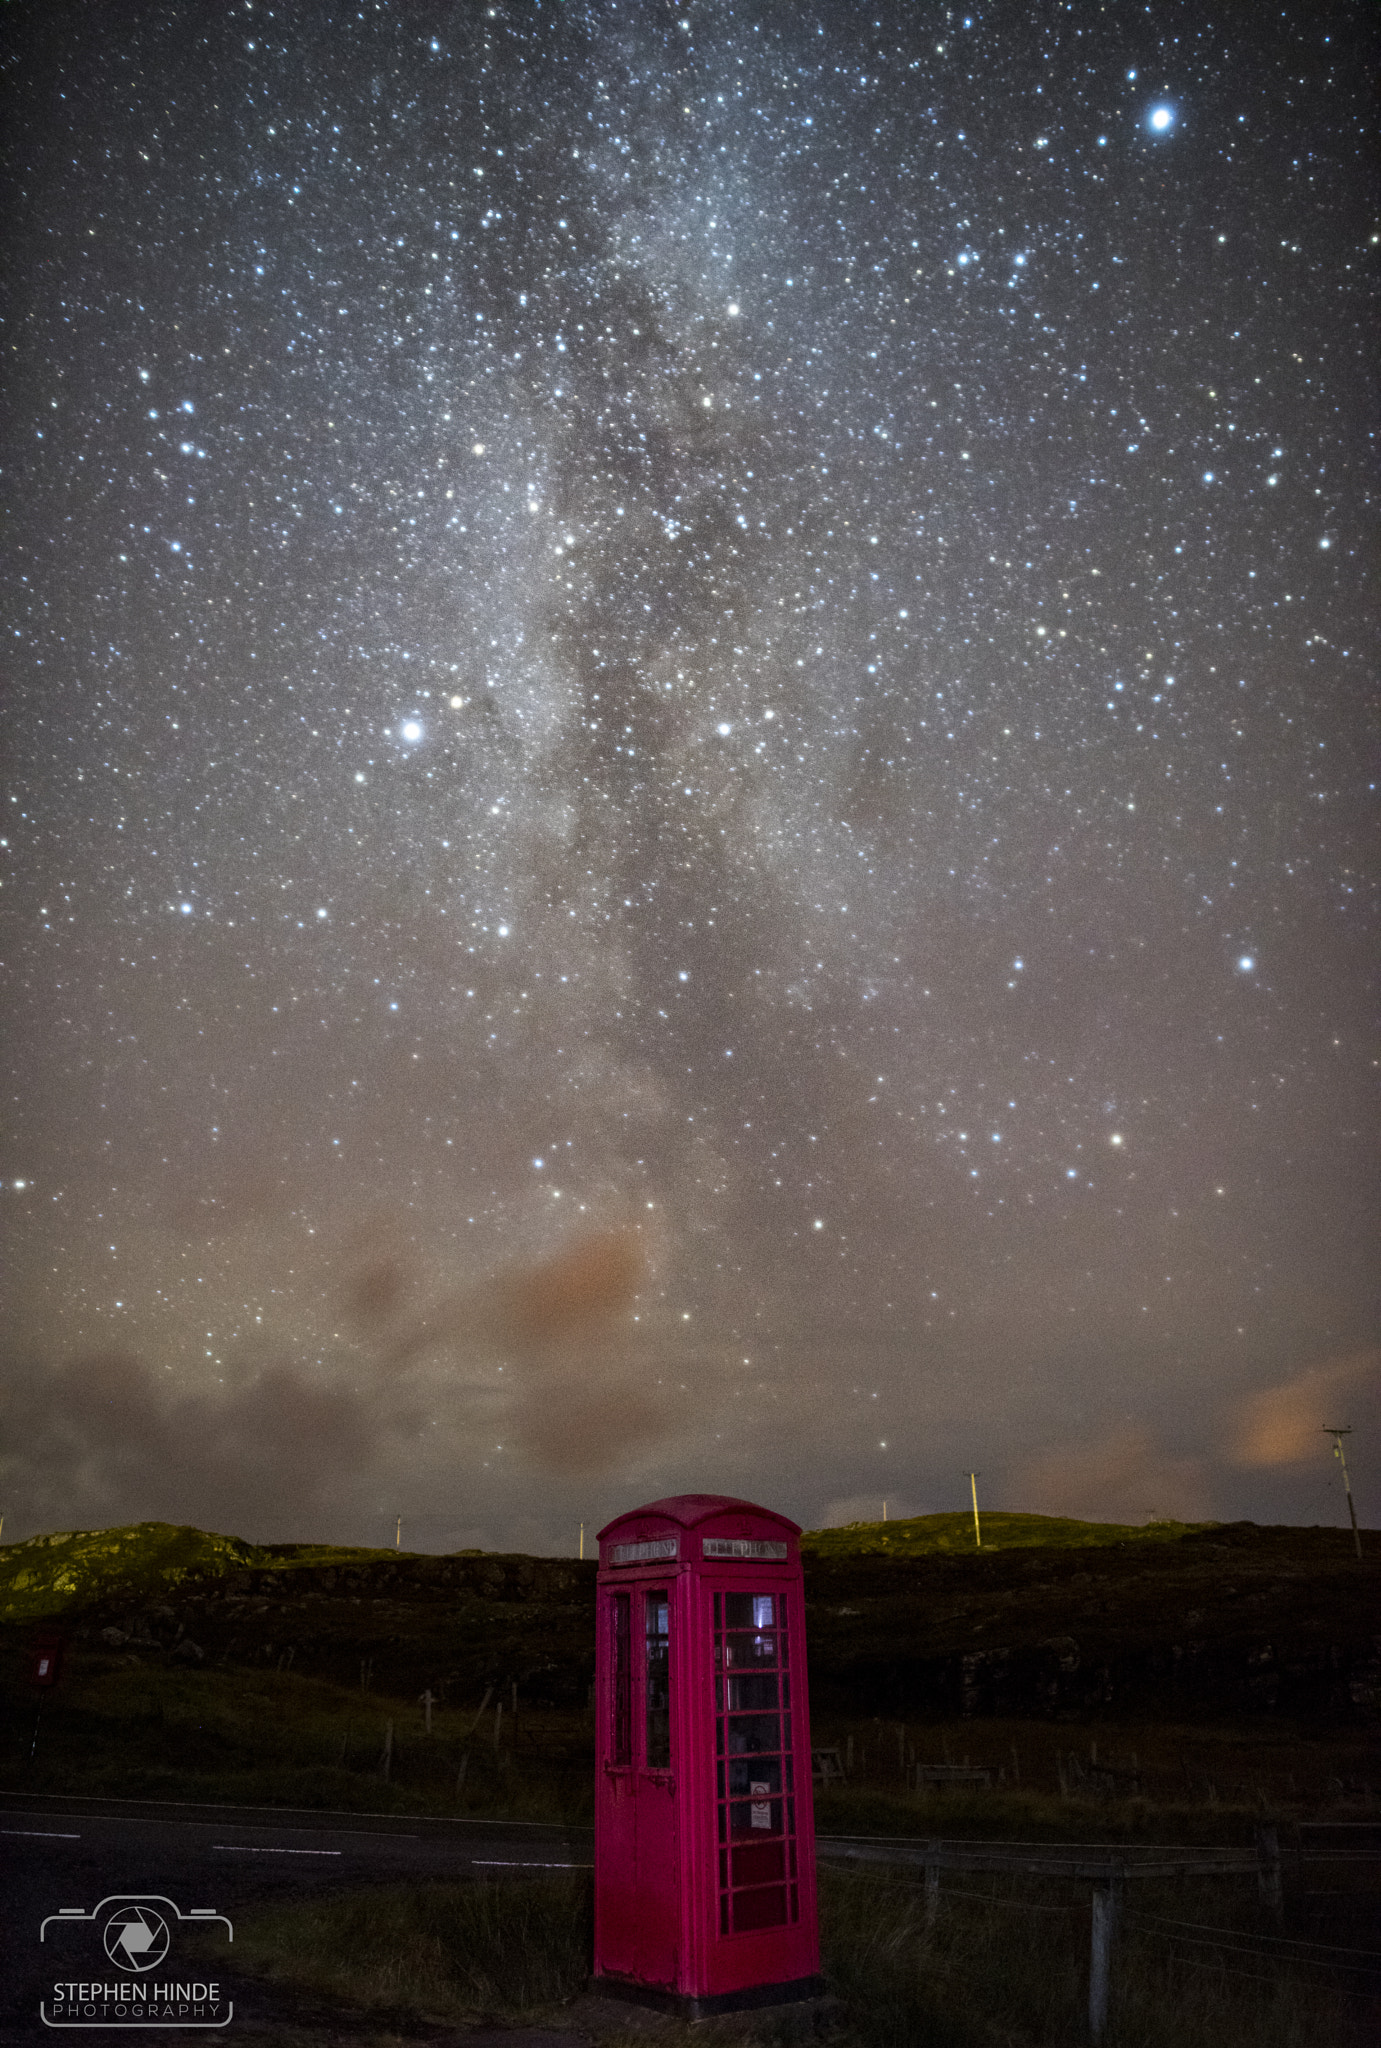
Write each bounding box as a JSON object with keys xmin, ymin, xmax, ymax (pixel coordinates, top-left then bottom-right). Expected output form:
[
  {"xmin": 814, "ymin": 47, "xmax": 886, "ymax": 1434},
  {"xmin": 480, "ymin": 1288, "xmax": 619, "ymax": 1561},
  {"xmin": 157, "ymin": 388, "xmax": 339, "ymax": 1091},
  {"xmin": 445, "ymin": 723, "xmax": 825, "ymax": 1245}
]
[{"xmin": 822, "ymin": 1838, "xmax": 1381, "ymax": 2018}]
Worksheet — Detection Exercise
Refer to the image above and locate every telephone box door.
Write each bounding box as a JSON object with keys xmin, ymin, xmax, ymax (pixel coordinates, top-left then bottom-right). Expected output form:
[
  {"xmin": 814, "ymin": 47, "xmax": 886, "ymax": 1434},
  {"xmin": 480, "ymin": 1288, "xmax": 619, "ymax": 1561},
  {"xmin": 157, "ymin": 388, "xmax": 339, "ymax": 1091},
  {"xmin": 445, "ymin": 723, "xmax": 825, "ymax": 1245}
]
[
  {"xmin": 597, "ymin": 1582, "xmax": 679, "ymax": 1988},
  {"xmin": 632, "ymin": 1587, "xmax": 677, "ymax": 1984}
]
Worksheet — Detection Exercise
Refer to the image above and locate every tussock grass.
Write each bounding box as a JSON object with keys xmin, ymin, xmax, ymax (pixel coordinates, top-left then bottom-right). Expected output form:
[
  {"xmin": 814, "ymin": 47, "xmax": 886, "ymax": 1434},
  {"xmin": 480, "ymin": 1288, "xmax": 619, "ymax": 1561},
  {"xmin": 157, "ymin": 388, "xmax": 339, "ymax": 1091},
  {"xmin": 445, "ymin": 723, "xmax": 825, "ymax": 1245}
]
[
  {"xmin": 1, "ymin": 1656, "xmax": 594, "ymax": 1820},
  {"xmin": 820, "ymin": 1863, "xmax": 1375, "ymax": 2048},
  {"xmin": 223, "ymin": 1875, "xmax": 592, "ymax": 2016},
  {"xmin": 219, "ymin": 1864, "xmax": 1376, "ymax": 2046}
]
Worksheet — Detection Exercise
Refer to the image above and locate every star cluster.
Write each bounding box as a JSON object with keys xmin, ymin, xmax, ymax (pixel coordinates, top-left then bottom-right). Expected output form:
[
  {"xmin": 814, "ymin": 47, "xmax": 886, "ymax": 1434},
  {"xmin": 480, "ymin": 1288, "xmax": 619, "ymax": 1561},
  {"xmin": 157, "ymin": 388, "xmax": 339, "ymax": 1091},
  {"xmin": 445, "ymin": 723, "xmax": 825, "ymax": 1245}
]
[{"xmin": 1, "ymin": 1, "xmax": 1374, "ymax": 1547}]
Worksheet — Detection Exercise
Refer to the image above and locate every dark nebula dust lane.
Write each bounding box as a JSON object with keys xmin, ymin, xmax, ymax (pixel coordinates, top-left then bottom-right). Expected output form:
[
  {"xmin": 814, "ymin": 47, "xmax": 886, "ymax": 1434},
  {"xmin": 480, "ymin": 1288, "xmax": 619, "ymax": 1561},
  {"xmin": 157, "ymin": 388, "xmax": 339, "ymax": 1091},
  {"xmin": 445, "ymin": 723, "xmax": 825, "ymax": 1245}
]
[{"xmin": 1, "ymin": 1, "xmax": 1375, "ymax": 1551}]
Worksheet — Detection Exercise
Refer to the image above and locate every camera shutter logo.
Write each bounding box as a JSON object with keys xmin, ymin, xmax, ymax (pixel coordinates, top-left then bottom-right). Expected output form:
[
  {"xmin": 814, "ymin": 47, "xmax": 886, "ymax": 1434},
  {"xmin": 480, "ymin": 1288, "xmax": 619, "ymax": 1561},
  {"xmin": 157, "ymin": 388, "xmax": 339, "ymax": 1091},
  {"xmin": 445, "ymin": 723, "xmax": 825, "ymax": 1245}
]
[{"xmin": 102, "ymin": 1904, "xmax": 171, "ymax": 1972}]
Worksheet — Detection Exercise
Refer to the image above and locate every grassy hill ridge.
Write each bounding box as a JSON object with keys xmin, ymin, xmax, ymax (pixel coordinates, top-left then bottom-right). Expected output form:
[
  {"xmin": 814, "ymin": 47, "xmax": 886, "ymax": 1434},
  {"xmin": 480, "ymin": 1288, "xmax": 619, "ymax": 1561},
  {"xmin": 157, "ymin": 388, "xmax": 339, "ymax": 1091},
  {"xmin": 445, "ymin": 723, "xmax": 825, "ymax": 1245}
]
[
  {"xmin": 0, "ymin": 1511, "xmax": 1222, "ymax": 1623},
  {"xmin": 800, "ymin": 1509, "xmax": 1214, "ymax": 1557},
  {"xmin": 0, "ymin": 1522, "xmax": 267, "ymax": 1624}
]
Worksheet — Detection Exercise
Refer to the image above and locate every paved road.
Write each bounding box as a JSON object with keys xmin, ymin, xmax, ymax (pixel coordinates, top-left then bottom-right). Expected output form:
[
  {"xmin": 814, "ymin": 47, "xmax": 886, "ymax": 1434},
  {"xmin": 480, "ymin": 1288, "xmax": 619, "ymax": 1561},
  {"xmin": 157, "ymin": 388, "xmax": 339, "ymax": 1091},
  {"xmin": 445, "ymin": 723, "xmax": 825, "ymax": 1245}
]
[{"xmin": 0, "ymin": 1791, "xmax": 592, "ymax": 2044}]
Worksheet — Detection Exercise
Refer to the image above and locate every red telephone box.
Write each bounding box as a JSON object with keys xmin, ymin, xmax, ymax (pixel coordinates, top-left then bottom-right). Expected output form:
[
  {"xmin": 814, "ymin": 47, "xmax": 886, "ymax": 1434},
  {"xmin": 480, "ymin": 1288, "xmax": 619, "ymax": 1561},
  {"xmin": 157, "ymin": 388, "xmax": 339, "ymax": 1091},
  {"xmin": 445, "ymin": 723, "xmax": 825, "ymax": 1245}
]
[{"xmin": 592, "ymin": 1494, "xmax": 822, "ymax": 2015}]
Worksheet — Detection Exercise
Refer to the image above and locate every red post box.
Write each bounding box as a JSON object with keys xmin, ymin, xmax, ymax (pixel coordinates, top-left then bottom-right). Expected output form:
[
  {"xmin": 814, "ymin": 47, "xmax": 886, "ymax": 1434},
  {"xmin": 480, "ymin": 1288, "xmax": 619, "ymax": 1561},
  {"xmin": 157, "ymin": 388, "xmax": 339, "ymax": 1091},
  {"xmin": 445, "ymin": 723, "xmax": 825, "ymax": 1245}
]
[
  {"xmin": 592, "ymin": 1494, "xmax": 822, "ymax": 2015},
  {"xmin": 27, "ymin": 1632, "xmax": 65, "ymax": 1688}
]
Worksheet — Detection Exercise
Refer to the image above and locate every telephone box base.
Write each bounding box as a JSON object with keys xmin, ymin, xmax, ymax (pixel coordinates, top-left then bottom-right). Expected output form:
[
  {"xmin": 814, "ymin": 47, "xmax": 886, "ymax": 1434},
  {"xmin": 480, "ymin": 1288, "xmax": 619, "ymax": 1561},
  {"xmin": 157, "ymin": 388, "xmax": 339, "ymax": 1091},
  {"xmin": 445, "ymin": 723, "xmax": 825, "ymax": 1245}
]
[{"xmin": 589, "ymin": 1973, "xmax": 827, "ymax": 2018}]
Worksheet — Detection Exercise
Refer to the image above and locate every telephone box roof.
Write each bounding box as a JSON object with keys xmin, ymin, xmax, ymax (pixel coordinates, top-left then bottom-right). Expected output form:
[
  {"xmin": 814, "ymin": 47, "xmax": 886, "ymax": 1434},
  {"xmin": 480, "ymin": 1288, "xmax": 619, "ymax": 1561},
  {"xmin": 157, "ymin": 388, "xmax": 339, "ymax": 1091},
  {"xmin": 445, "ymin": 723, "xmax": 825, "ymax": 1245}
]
[{"xmin": 597, "ymin": 1494, "xmax": 801, "ymax": 1541}]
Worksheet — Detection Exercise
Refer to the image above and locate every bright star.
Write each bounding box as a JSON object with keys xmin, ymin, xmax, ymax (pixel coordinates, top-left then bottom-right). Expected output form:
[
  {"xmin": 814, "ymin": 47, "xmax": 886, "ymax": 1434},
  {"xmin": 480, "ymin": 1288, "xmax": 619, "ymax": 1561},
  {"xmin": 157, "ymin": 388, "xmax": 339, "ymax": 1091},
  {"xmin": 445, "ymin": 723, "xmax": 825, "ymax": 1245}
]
[
  {"xmin": 400, "ymin": 719, "xmax": 423, "ymax": 743},
  {"xmin": 1148, "ymin": 105, "xmax": 1175, "ymax": 133},
  {"xmin": 1237, "ymin": 955, "xmax": 1255, "ymax": 973}
]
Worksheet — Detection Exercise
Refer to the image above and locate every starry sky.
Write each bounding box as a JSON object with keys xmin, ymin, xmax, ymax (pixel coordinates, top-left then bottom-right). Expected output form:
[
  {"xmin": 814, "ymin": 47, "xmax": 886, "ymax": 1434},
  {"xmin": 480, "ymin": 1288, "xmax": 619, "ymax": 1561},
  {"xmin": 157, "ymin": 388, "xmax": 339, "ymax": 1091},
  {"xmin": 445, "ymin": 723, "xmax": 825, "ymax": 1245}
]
[{"xmin": 2, "ymin": 0, "xmax": 1375, "ymax": 1553}]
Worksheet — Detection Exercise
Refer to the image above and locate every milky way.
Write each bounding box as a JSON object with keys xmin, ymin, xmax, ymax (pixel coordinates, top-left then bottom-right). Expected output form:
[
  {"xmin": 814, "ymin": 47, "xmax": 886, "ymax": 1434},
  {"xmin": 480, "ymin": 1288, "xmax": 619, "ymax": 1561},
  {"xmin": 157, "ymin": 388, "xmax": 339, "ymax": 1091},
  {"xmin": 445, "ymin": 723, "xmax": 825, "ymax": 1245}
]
[{"xmin": 2, "ymin": 1, "xmax": 1375, "ymax": 1551}]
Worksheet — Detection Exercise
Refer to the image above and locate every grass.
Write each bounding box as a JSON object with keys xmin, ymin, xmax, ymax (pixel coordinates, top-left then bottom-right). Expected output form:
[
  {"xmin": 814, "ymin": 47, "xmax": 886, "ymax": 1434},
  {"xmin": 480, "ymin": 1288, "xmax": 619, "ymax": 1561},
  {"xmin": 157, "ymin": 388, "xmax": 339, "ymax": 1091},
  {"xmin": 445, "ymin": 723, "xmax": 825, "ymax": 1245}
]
[
  {"xmin": 6, "ymin": 1647, "xmax": 1375, "ymax": 1827},
  {"xmin": 0, "ymin": 1522, "xmax": 265, "ymax": 1624},
  {"xmin": 213, "ymin": 1874, "xmax": 593, "ymax": 2017},
  {"xmin": 0, "ymin": 1519, "xmax": 489, "ymax": 1627},
  {"xmin": 1, "ymin": 1655, "xmax": 596, "ymax": 1820},
  {"xmin": 807, "ymin": 1710, "xmax": 1381, "ymax": 1821},
  {"xmin": 800, "ymin": 1511, "xmax": 1215, "ymax": 1559},
  {"xmin": 205, "ymin": 1860, "xmax": 1376, "ymax": 2047},
  {"xmin": 819, "ymin": 1861, "xmax": 1376, "ymax": 2047}
]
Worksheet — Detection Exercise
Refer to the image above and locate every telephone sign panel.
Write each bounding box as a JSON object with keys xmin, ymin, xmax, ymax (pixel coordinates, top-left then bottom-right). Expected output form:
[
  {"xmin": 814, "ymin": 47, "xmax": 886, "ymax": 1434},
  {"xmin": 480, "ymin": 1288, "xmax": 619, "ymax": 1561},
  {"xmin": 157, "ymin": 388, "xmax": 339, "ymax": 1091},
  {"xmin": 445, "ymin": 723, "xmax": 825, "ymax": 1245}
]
[{"xmin": 592, "ymin": 1494, "xmax": 821, "ymax": 2015}]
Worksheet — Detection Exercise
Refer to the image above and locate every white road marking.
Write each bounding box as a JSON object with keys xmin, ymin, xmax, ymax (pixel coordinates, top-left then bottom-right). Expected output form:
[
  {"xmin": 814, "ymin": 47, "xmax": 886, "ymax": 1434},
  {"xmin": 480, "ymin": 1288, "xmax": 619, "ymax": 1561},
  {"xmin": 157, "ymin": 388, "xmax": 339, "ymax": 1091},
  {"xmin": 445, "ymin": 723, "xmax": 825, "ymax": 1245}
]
[
  {"xmin": 212, "ymin": 1845, "xmax": 343, "ymax": 1857},
  {"xmin": 2, "ymin": 1829, "xmax": 80, "ymax": 1839},
  {"xmin": 4, "ymin": 1810, "xmax": 419, "ymax": 1841},
  {"xmin": 471, "ymin": 1859, "xmax": 591, "ymax": 1869}
]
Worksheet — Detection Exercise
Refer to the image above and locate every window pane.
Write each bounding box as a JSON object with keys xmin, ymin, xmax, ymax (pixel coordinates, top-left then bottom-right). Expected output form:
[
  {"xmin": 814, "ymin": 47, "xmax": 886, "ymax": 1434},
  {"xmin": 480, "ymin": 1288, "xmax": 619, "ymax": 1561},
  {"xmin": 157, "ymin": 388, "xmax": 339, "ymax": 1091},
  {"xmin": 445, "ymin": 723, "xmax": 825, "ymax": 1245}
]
[
  {"xmin": 645, "ymin": 1590, "xmax": 670, "ymax": 1767},
  {"xmin": 727, "ymin": 1672, "xmax": 779, "ymax": 1711},
  {"xmin": 732, "ymin": 1885, "xmax": 788, "ymax": 1931},
  {"xmin": 729, "ymin": 1755, "xmax": 782, "ymax": 1796},
  {"xmin": 724, "ymin": 1631, "xmax": 777, "ymax": 1668},
  {"xmin": 725, "ymin": 1592, "xmax": 775, "ymax": 1629},
  {"xmin": 726, "ymin": 1712, "xmax": 779, "ymax": 1755},
  {"xmin": 730, "ymin": 1795, "xmax": 784, "ymax": 1837},
  {"xmin": 731, "ymin": 1840, "xmax": 786, "ymax": 1886},
  {"xmin": 609, "ymin": 1592, "xmax": 631, "ymax": 1765}
]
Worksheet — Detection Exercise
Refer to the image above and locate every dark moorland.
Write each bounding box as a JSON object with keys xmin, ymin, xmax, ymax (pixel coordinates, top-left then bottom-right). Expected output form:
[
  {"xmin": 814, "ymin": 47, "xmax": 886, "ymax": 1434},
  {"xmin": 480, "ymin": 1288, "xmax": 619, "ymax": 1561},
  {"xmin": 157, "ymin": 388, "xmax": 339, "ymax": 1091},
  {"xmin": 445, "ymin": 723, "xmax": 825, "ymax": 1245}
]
[
  {"xmin": 4, "ymin": 1513, "xmax": 1377, "ymax": 1715},
  {"xmin": 1, "ymin": 1512, "xmax": 1376, "ymax": 1809}
]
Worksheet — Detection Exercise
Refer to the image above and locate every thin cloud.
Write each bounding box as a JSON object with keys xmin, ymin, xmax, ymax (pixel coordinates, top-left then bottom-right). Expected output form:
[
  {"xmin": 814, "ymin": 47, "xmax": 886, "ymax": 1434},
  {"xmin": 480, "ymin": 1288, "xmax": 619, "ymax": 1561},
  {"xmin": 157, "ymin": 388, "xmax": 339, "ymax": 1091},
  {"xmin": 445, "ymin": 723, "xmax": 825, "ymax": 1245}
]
[
  {"xmin": 1229, "ymin": 1351, "xmax": 1378, "ymax": 1469},
  {"xmin": 1012, "ymin": 1423, "xmax": 1212, "ymax": 1523}
]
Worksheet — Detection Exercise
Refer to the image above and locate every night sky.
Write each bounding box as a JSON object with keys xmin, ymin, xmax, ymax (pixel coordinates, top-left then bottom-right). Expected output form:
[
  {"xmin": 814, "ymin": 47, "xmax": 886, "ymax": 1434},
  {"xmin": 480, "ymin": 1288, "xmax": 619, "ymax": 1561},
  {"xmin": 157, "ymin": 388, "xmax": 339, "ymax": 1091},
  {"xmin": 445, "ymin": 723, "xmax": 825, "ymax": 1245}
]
[{"xmin": 2, "ymin": 1, "xmax": 1375, "ymax": 1554}]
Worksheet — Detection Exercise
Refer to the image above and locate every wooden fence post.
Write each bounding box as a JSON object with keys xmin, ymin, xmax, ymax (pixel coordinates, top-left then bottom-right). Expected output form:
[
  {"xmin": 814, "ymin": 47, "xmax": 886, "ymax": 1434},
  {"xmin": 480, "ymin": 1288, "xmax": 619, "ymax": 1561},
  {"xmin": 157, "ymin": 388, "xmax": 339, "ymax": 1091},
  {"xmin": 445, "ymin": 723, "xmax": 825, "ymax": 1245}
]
[
  {"xmin": 1089, "ymin": 1870, "xmax": 1121, "ymax": 2043},
  {"xmin": 1256, "ymin": 1822, "xmax": 1283, "ymax": 1923},
  {"xmin": 923, "ymin": 1856, "xmax": 940, "ymax": 1936},
  {"xmin": 464, "ymin": 1685, "xmax": 495, "ymax": 1740},
  {"xmin": 380, "ymin": 1718, "xmax": 394, "ymax": 1783}
]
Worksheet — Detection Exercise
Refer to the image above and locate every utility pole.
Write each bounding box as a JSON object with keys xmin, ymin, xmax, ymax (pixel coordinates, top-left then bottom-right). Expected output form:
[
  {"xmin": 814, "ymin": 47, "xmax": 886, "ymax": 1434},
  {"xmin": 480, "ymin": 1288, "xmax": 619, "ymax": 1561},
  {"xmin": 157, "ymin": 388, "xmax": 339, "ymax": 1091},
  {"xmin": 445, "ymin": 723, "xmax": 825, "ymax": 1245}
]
[
  {"xmin": 967, "ymin": 1472, "xmax": 982, "ymax": 1548},
  {"xmin": 579, "ymin": 1522, "xmax": 584, "ymax": 1560},
  {"xmin": 882, "ymin": 1499, "xmax": 888, "ymax": 1522},
  {"xmin": 395, "ymin": 1515, "xmax": 402, "ymax": 1550},
  {"xmin": 1322, "ymin": 1428, "xmax": 1362, "ymax": 1559}
]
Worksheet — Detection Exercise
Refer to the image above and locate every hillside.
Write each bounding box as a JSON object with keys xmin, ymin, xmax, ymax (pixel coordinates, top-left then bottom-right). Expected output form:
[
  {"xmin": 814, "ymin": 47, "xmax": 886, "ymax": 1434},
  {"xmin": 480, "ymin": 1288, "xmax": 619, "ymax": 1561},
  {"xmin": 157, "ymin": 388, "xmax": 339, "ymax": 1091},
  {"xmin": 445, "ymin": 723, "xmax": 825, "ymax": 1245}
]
[
  {"xmin": 0, "ymin": 1522, "xmax": 263, "ymax": 1624},
  {"xmin": 0, "ymin": 1509, "xmax": 1211, "ymax": 1625},
  {"xmin": 800, "ymin": 1510, "xmax": 1213, "ymax": 1558},
  {"xmin": 1, "ymin": 1513, "xmax": 1376, "ymax": 1731}
]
